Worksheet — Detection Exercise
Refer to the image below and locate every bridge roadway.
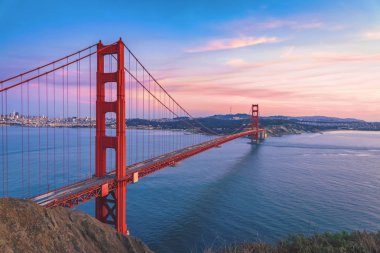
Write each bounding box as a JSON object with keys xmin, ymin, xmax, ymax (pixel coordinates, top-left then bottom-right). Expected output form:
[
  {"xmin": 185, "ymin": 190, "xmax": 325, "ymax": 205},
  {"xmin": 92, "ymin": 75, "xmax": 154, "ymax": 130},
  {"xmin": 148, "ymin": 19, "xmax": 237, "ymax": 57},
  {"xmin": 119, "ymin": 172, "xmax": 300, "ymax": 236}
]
[{"xmin": 30, "ymin": 129, "xmax": 265, "ymax": 208}]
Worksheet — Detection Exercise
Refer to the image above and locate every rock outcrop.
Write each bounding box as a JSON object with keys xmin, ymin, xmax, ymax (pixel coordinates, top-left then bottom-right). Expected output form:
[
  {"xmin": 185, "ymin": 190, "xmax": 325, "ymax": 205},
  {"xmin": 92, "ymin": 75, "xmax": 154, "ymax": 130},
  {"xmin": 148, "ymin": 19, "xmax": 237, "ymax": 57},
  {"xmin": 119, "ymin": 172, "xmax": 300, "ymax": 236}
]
[{"xmin": 0, "ymin": 198, "xmax": 153, "ymax": 253}]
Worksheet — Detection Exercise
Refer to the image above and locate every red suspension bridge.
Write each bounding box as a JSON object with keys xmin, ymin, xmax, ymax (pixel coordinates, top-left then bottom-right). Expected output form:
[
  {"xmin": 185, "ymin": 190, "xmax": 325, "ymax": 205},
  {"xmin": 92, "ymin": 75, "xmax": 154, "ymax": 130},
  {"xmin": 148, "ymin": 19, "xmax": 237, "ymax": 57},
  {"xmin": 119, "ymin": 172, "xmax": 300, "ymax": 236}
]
[{"xmin": 0, "ymin": 39, "xmax": 266, "ymax": 234}]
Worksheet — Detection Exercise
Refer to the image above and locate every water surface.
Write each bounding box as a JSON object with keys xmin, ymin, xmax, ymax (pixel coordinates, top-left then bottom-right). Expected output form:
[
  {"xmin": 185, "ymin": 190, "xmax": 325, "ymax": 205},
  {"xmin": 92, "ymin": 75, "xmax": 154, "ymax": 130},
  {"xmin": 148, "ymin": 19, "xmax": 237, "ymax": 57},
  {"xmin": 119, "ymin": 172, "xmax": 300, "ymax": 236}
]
[
  {"xmin": 2, "ymin": 129, "xmax": 380, "ymax": 252},
  {"xmin": 120, "ymin": 131, "xmax": 380, "ymax": 252}
]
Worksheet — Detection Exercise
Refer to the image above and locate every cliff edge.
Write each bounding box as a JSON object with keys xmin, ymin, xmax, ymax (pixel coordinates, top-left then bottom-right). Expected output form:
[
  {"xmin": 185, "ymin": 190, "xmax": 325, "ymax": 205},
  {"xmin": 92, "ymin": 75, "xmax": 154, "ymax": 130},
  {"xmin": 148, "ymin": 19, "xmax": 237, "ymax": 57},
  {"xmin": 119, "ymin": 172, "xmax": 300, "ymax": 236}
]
[{"xmin": 0, "ymin": 198, "xmax": 153, "ymax": 253}]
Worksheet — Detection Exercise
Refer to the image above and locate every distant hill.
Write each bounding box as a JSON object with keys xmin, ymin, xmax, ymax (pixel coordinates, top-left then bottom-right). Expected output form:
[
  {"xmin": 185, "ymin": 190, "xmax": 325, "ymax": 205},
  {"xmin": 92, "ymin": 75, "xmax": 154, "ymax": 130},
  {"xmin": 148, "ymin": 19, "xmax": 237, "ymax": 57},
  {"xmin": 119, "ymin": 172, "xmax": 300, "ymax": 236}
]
[
  {"xmin": 207, "ymin": 114, "xmax": 367, "ymax": 123},
  {"xmin": 206, "ymin": 114, "xmax": 251, "ymax": 120},
  {"xmin": 265, "ymin": 115, "xmax": 365, "ymax": 123},
  {"xmin": 125, "ymin": 114, "xmax": 379, "ymax": 136}
]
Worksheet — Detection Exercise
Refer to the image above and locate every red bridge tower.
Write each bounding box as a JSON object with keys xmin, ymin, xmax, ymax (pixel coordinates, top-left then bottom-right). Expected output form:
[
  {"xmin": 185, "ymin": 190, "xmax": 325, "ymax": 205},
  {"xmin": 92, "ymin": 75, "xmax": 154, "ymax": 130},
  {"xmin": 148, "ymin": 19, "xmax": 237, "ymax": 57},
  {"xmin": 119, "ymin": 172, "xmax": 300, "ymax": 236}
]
[
  {"xmin": 95, "ymin": 39, "xmax": 127, "ymax": 234},
  {"xmin": 251, "ymin": 104, "xmax": 259, "ymax": 144}
]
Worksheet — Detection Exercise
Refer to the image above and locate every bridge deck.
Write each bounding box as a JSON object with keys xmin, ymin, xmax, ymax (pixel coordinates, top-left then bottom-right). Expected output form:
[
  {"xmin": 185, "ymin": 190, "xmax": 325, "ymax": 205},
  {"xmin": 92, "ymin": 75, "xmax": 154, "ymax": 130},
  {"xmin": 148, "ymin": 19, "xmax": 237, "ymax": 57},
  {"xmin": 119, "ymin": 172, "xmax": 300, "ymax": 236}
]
[{"xmin": 30, "ymin": 129, "xmax": 265, "ymax": 208}]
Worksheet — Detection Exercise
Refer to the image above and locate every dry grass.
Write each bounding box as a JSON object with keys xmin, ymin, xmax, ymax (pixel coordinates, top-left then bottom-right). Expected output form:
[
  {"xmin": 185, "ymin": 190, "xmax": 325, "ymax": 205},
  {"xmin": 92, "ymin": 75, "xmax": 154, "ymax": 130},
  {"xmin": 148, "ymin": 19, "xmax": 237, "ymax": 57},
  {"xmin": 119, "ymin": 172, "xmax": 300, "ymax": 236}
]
[{"xmin": 205, "ymin": 231, "xmax": 380, "ymax": 253}]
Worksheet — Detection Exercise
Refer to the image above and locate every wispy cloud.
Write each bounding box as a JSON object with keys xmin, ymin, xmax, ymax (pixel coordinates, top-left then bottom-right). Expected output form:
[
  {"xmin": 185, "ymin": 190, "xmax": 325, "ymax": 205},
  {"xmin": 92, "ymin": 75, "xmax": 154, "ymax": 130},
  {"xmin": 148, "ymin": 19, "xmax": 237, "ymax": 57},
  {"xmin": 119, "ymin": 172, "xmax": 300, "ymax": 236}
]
[
  {"xmin": 157, "ymin": 44, "xmax": 380, "ymax": 120},
  {"xmin": 257, "ymin": 20, "xmax": 324, "ymax": 30},
  {"xmin": 218, "ymin": 16, "xmax": 346, "ymax": 34},
  {"xmin": 225, "ymin": 58, "xmax": 250, "ymax": 67},
  {"xmin": 363, "ymin": 31, "xmax": 380, "ymax": 40},
  {"xmin": 309, "ymin": 52, "xmax": 380, "ymax": 63},
  {"xmin": 170, "ymin": 84, "xmax": 299, "ymax": 99},
  {"xmin": 187, "ymin": 36, "xmax": 280, "ymax": 53}
]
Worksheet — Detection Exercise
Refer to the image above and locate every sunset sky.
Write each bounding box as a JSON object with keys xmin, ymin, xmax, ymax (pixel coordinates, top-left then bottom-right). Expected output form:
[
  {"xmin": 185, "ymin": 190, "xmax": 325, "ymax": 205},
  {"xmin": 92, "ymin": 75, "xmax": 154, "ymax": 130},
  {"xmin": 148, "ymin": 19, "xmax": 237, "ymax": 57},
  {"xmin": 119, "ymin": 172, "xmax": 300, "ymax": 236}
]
[{"xmin": 1, "ymin": 0, "xmax": 379, "ymax": 121}]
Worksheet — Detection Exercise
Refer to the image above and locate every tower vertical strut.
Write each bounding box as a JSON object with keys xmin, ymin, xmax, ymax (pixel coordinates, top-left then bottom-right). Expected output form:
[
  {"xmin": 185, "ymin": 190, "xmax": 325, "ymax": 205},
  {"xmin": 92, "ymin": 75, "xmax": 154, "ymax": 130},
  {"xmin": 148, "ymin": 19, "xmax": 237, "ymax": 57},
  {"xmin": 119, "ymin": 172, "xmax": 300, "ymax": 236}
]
[
  {"xmin": 95, "ymin": 39, "xmax": 127, "ymax": 234},
  {"xmin": 251, "ymin": 104, "xmax": 259, "ymax": 144}
]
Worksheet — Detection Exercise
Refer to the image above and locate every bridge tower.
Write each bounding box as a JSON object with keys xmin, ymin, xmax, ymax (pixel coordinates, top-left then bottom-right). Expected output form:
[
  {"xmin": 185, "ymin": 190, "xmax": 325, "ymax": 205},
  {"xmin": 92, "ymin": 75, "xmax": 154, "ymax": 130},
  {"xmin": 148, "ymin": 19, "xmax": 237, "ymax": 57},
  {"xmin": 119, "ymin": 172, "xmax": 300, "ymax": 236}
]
[
  {"xmin": 251, "ymin": 104, "xmax": 259, "ymax": 144},
  {"xmin": 95, "ymin": 39, "xmax": 127, "ymax": 234}
]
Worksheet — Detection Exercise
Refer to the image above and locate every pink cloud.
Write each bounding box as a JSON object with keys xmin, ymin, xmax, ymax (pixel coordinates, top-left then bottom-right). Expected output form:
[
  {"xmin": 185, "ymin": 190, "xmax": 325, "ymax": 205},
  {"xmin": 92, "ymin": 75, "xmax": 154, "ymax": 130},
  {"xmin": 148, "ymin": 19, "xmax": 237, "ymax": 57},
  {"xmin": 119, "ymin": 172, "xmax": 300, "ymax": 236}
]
[
  {"xmin": 309, "ymin": 52, "xmax": 380, "ymax": 63},
  {"xmin": 219, "ymin": 16, "xmax": 335, "ymax": 34},
  {"xmin": 363, "ymin": 31, "xmax": 380, "ymax": 40},
  {"xmin": 154, "ymin": 49, "xmax": 380, "ymax": 121},
  {"xmin": 166, "ymin": 83, "xmax": 298, "ymax": 100},
  {"xmin": 216, "ymin": 15, "xmax": 347, "ymax": 36},
  {"xmin": 187, "ymin": 37, "xmax": 280, "ymax": 53}
]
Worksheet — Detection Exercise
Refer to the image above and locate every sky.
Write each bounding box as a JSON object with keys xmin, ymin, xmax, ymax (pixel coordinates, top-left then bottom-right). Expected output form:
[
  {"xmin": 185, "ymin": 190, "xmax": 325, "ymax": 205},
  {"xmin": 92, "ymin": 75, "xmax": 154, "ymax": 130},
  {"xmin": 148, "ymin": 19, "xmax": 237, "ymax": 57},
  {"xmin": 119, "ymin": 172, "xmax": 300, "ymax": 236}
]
[{"xmin": 0, "ymin": 0, "xmax": 380, "ymax": 121}]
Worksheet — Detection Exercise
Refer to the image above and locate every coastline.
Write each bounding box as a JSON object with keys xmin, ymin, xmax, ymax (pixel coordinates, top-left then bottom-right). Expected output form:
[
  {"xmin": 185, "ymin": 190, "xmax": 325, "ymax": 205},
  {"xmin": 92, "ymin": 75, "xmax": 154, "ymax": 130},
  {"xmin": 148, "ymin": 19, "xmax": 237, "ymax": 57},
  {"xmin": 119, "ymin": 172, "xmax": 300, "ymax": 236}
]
[{"xmin": 264, "ymin": 125, "xmax": 380, "ymax": 138}]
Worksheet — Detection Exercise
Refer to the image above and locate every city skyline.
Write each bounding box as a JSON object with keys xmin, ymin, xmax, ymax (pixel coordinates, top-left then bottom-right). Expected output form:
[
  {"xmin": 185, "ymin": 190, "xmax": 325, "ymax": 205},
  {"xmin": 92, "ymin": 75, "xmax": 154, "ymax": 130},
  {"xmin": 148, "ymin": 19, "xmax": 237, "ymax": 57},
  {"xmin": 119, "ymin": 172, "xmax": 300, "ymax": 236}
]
[{"xmin": 1, "ymin": 0, "xmax": 379, "ymax": 121}]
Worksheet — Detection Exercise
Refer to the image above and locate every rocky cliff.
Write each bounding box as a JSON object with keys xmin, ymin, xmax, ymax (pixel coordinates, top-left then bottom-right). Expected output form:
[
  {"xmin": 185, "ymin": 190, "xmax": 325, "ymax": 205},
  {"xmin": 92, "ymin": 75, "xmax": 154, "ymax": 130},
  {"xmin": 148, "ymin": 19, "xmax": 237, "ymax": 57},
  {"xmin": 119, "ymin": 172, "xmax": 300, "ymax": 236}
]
[{"xmin": 0, "ymin": 198, "xmax": 153, "ymax": 253}]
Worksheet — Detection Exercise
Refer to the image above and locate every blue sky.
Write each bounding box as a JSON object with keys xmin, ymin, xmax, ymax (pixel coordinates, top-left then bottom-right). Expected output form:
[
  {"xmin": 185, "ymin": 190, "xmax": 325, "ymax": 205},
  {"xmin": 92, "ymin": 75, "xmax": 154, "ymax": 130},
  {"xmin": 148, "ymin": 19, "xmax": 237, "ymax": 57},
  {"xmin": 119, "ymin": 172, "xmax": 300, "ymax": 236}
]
[{"xmin": 1, "ymin": 0, "xmax": 380, "ymax": 120}]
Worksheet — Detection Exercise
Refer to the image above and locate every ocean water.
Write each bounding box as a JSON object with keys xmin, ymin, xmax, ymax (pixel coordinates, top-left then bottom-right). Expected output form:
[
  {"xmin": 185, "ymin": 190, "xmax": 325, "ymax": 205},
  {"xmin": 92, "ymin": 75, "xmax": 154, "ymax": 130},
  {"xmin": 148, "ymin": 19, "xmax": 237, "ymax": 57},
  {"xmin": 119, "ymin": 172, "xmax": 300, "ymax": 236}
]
[
  {"xmin": 119, "ymin": 131, "xmax": 380, "ymax": 252},
  {"xmin": 2, "ymin": 129, "xmax": 380, "ymax": 252}
]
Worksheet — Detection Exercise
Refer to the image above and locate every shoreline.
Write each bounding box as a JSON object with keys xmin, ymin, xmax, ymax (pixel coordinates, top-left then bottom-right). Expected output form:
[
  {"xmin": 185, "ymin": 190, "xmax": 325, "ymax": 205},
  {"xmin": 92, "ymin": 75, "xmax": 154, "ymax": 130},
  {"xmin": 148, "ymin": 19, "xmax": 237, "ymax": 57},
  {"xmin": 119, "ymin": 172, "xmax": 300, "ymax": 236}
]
[{"xmin": 2, "ymin": 123, "xmax": 380, "ymax": 136}]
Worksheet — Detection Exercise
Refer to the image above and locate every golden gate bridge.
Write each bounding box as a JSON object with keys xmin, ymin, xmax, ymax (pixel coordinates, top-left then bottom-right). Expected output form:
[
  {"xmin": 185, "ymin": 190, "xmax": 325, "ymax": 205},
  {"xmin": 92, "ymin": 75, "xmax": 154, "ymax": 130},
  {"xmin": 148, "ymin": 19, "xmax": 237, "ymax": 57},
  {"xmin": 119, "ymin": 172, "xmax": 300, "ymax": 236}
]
[{"xmin": 0, "ymin": 39, "xmax": 265, "ymax": 234}]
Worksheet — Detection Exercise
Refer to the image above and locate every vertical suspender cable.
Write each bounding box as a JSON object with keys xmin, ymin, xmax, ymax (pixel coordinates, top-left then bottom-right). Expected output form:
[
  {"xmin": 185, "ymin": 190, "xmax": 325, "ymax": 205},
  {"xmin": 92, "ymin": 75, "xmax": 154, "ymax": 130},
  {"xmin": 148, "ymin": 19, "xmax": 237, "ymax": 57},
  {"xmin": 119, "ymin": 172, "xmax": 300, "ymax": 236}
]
[
  {"xmin": 45, "ymin": 74, "xmax": 49, "ymax": 191},
  {"xmin": 148, "ymin": 76, "xmax": 151, "ymax": 159},
  {"xmin": 21, "ymin": 76, "xmax": 24, "ymax": 196},
  {"xmin": 62, "ymin": 66, "xmax": 65, "ymax": 185},
  {"xmin": 142, "ymin": 70, "xmax": 145, "ymax": 160},
  {"xmin": 135, "ymin": 60, "xmax": 138, "ymax": 163},
  {"xmin": 53, "ymin": 64, "xmax": 56, "ymax": 187},
  {"xmin": 38, "ymin": 71, "xmax": 41, "ymax": 191},
  {"xmin": 128, "ymin": 51, "xmax": 131, "ymax": 165},
  {"xmin": 78, "ymin": 54, "xmax": 82, "ymax": 179},
  {"xmin": 89, "ymin": 49, "xmax": 92, "ymax": 178},
  {"xmin": 5, "ymin": 89, "xmax": 8, "ymax": 196},
  {"xmin": 27, "ymin": 80, "xmax": 30, "ymax": 195},
  {"xmin": 66, "ymin": 60, "xmax": 69, "ymax": 184},
  {"xmin": 76, "ymin": 60, "xmax": 79, "ymax": 180},
  {"xmin": 1, "ymin": 82, "xmax": 4, "ymax": 195}
]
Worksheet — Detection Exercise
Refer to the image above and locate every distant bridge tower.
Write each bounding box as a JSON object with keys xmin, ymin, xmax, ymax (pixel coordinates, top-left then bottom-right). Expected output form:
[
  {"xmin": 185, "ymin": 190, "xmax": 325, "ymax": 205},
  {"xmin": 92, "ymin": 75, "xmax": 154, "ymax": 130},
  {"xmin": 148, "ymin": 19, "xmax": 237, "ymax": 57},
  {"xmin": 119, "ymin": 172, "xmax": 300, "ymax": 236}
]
[
  {"xmin": 251, "ymin": 104, "xmax": 259, "ymax": 144},
  {"xmin": 95, "ymin": 39, "xmax": 127, "ymax": 234}
]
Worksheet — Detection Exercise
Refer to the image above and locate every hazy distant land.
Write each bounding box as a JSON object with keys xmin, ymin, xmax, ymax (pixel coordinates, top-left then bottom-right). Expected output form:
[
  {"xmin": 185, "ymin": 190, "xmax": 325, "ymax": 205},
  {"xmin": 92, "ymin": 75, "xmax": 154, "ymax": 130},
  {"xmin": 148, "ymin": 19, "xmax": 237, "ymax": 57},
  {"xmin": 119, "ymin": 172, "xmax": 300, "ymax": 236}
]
[
  {"xmin": 1, "ymin": 113, "xmax": 379, "ymax": 137},
  {"xmin": 126, "ymin": 114, "xmax": 380, "ymax": 137}
]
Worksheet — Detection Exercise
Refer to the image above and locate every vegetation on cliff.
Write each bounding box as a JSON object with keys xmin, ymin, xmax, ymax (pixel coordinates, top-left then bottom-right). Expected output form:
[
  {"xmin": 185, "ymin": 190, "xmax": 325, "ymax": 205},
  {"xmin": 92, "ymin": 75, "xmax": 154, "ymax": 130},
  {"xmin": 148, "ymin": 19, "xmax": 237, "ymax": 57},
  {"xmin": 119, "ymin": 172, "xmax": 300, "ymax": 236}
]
[{"xmin": 206, "ymin": 231, "xmax": 380, "ymax": 253}]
